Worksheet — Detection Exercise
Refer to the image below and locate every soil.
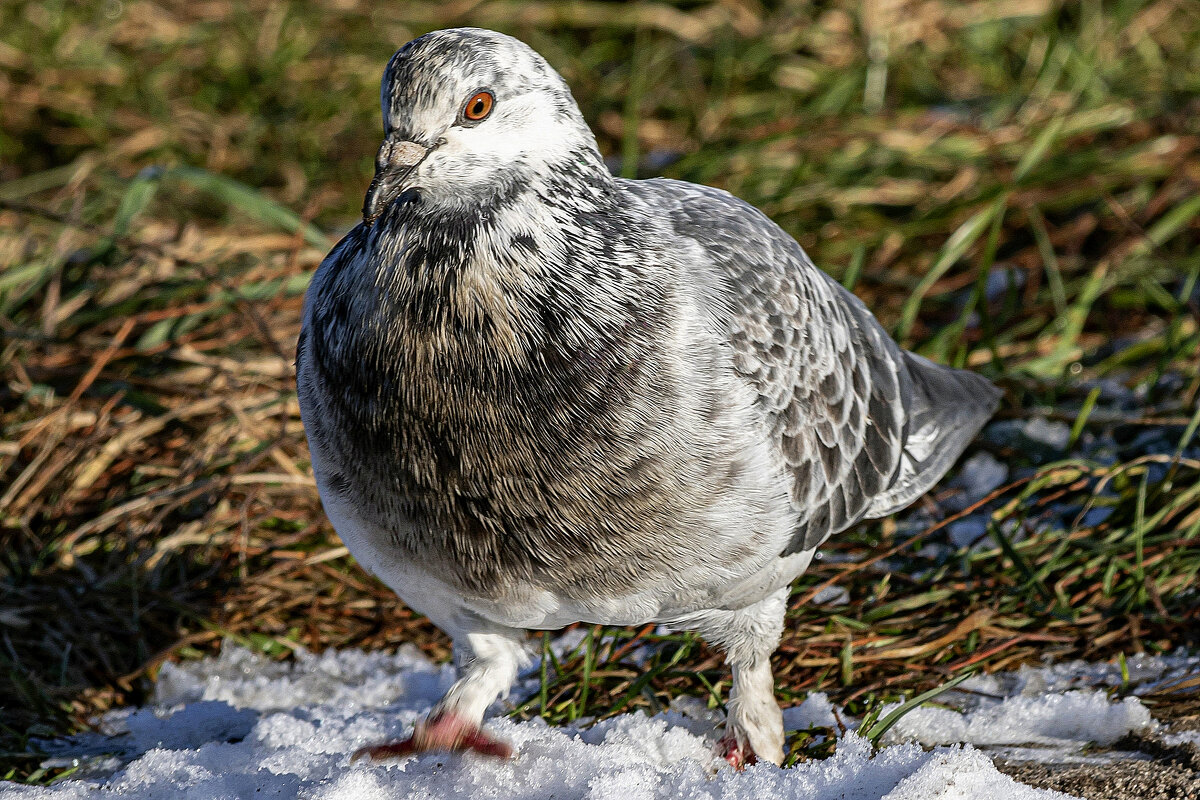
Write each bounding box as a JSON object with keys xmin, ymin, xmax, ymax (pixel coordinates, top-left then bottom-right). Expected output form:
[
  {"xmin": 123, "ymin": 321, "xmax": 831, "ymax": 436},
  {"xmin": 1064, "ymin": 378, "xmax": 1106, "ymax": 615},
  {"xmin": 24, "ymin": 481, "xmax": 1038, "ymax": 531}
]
[{"xmin": 997, "ymin": 721, "xmax": 1200, "ymax": 799}]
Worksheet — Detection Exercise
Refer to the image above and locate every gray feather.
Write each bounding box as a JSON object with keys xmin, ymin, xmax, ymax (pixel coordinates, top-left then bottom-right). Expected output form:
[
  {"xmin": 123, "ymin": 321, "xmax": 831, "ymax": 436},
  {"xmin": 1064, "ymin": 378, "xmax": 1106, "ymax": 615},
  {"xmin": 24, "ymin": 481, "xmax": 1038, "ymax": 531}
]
[{"xmin": 621, "ymin": 179, "xmax": 1000, "ymax": 553}]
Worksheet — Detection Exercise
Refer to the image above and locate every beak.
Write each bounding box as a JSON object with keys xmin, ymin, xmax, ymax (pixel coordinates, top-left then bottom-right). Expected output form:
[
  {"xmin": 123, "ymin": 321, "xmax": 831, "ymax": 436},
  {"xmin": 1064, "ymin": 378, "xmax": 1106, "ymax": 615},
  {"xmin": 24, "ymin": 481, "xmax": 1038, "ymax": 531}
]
[{"xmin": 362, "ymin": 139, "xmax": 429, "ymax": 224}]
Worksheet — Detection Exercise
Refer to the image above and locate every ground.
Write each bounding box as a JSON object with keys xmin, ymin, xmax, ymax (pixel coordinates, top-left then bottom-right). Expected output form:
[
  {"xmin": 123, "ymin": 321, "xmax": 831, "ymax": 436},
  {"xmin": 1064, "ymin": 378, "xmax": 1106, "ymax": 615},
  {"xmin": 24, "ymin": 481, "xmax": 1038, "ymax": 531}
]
[{"xmin": 3, "ymin": 639, "xmax": 1199, "ymax": 798}]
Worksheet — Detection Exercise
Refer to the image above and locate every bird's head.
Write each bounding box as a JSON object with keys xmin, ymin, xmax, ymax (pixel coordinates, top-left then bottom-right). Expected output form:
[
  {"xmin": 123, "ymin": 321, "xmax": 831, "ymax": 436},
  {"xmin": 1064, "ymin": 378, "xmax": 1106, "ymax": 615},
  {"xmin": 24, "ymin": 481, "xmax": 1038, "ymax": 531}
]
[{"xmin": 362, "ymin": 28, "xmax": 606, "ymax": 224}]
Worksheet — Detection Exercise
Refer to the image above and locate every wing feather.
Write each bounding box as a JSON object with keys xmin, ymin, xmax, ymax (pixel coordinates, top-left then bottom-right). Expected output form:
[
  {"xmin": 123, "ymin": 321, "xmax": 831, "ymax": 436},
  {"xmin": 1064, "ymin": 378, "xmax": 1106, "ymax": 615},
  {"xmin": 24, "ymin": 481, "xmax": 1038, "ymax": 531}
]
[{"xmin": 622, "ymin": 178, "xmax": 999, "ymax": 554}]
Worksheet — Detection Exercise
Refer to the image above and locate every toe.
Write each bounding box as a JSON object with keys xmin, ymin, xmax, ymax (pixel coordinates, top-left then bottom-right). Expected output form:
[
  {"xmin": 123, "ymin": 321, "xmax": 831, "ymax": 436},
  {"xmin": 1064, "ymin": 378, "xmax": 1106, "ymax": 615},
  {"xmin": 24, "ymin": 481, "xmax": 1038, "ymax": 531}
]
[
  {"xmin": 717, "ymin": 734, "xmax": 758, "ymax": 770},
  {"xmin": 353, "ymin": 713, "xmax": 513, "ymax": 762},
  {"xmin": 352, "ymin": 740, "xmax": 418, "ymax": 762},
  {"xmin": 457, "ymin": 727, "xmax": 513, "ymax": 758}
]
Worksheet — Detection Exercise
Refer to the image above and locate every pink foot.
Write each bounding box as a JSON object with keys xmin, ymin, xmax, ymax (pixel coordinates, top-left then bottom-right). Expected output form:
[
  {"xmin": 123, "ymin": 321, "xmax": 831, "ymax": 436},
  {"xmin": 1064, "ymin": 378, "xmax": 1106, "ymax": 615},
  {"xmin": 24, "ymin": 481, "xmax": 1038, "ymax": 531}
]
[
  {"xmin": 717, "ymin": 734, "xmax": 758, "ymax": 770},
  {"xmin": 352, "ymin": 712, "xmax": 513, "ymax": 762}
]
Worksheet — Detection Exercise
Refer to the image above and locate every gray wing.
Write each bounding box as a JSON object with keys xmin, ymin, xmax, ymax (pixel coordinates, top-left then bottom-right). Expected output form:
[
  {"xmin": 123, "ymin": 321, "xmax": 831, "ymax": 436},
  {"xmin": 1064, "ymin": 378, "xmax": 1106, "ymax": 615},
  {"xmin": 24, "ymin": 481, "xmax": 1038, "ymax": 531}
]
[{"xmin": 623, "ymin": 179, "xmax": 1001, "ymax": 553}]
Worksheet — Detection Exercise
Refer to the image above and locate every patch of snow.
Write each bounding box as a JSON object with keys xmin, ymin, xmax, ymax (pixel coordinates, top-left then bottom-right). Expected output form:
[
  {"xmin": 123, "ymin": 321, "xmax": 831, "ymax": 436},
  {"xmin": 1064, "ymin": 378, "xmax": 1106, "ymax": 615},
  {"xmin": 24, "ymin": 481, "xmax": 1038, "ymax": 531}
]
[
  {"xmin": 982, "ymin": 266, "xmax": 1024, "ymax": 303},
  {"xmin": 5, "ymin": 643, "xmax": 1079, "ymax": 800},
  {"xmin": 37, "ymin": 702, "xmax": 257, "ymax": 765},
  {"xmin": 782, "ymin": 692, "xmax": 842, "ymax": 731},
  {"xmin": 877, "ymin": 653, "xmax": 1200, "ymax": 762},
  {"xmin": 1085, "ymin": 379, "xmax": 1138, "ymax": 410},
  {"xmin": 877, "ymin": 746, "xmax": 1063, "ymax": 800},
  {"xmin": 1162, "ymin": 730, "xmax": 1200, "ymax": 748},
  {"xmin": 155, "ymin": 641, "xmax": 452, "ymax": 712},
  {"xmin": 983, "ymin": 418, "xmax": 1071, "ymax": 463},
  {"xmin": 988, "ymin": 746, "xmax": 1150, "ymax": 766},
  {"xmin": 970, "ymin": 650, "xmax": 1199, "ymax": 697},
  {"xmin": 548, "ymin": 627, "xmax": 592, "ymax": 658},
  {"xmin": 666, "ymin": 695, "xmax": 725, "ymax": 731},
  {"xmin": 881, "ymin": 691, "xmax": 1153, "ymax": 749}
]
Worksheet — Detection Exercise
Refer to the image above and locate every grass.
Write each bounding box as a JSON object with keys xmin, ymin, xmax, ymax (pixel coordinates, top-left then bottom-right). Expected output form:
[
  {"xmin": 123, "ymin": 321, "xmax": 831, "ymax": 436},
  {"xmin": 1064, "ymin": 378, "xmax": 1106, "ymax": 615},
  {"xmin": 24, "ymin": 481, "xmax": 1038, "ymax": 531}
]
[{"xmin": 2, "ymin": 0, "xmax": 1199, "ymax": 783}]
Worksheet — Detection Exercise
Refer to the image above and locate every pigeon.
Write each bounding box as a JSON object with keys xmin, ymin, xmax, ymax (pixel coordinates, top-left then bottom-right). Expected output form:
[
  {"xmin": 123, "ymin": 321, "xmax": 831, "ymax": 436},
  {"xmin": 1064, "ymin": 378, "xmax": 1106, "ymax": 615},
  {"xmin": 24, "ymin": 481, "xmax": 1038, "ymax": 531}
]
[{"xmin": 296, "ymin": 27, "xmax": 1001, "ymax": 768}]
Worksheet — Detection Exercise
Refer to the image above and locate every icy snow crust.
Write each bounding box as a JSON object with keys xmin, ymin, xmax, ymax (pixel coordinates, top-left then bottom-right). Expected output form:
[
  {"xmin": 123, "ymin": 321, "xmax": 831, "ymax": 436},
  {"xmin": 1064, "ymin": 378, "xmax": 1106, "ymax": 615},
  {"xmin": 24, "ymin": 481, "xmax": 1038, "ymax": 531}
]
[
  {"xmin": 878, "ymin": 652, "xmax": 1198, "ymax": 764},
  {"xmin": 12, "ymin": 644, "xmax": 1189, "ymax": 800}
]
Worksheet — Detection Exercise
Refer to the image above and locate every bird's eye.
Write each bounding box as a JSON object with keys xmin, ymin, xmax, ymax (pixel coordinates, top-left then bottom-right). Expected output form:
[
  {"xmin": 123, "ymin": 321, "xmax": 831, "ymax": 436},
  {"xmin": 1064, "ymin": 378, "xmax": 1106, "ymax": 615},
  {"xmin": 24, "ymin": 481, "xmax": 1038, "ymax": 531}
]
[{"xmin": 462, "ymin": 91, "xmax": 494, "ymax": 122}]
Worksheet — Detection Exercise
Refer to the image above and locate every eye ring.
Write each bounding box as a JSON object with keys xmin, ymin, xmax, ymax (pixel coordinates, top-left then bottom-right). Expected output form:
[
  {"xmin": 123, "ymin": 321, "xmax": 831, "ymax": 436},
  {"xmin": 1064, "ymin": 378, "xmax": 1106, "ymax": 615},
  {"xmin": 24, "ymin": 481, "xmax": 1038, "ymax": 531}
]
[{"xmin": 462, "ymin": 90, "xmax": 494, "ymax": 122}]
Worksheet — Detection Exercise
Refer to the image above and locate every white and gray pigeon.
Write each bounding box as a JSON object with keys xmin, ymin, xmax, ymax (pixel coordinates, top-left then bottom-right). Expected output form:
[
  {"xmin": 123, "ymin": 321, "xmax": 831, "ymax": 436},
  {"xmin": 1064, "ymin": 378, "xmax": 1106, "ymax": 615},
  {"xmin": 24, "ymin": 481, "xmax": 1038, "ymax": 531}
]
[{"xmin": 296, "ymin": 27, "xmax": 1001, "ymax": 767}]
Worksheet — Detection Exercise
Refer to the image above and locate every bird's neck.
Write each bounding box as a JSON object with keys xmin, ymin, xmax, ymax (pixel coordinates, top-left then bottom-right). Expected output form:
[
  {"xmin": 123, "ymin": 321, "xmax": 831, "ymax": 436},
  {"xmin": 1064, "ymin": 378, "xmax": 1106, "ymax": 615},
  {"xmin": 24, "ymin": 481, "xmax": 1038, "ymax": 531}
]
[
  {"xmin": 305, "ymin": 170, "xmax": 674, "ymax": 488},
  {"xmin": 365, "ymin": 166, "xmax": 634, "ymax": 369}
]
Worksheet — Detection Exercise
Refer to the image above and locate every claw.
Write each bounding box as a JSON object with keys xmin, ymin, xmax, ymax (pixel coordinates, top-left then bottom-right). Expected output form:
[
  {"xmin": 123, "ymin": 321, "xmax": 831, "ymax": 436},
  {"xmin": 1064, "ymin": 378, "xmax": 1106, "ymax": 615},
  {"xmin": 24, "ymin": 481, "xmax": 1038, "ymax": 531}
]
[
  {"xmin": 717, "ymin": 733, "xmax": 758, "ymax": 770},
  {"xmin": 353, "ymin": 712, "xmax": 513, "ymax": 762}
]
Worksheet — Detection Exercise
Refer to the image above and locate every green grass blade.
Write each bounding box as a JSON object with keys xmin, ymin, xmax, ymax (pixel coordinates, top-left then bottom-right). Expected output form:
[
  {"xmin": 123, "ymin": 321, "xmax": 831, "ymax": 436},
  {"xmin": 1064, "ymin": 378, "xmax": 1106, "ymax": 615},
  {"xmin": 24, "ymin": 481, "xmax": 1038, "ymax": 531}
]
[
  {"xmin": 111, "ymin": 169, "xmax": 164, "ymax": 241},
  {"xmin": 1069, "ymin": 387, "xmax": 1101, "ymax": 449},
  {"xmin": 862, "ymin": 671, "xmax": 974, "ymax": 745},
  {"xmin": 842, "ymin": 243, "xmax": 867, "ymax": 291},
  {"xmin": 165, "ymin": 167, "xmax": 332, "ymax": 250},
  {"xmin": 1014, "ymin": 116, "xmax": 1065, "ymax": 182},
  {"xmin": 1136, "ymin": 193, "xmax": 1200, "ymax": 254},
  {"xmin": 897, "ymin": 194, "xmax": 1008, "ymax": 344},
  {"xmin": 1024, "ymin": 259, "xmax": 1109, "ymax": 377}
]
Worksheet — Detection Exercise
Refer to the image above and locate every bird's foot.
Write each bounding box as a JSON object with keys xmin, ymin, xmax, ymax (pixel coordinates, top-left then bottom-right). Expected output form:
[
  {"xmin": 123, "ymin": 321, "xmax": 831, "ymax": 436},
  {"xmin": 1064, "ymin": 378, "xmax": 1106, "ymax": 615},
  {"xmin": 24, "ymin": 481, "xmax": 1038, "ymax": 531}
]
[
  {"xmin": 716, "ymin": 733, "xmax": 758, "ymax": 770},
  {"xmin": 352, "ymin": 712, "xmax": 513, "ymax": 762}
]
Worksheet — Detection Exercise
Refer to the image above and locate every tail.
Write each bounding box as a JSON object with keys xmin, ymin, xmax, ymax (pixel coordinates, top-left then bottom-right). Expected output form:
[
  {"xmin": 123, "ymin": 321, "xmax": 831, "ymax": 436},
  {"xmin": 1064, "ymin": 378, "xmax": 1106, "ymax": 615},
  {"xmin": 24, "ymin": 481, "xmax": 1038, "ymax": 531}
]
[{"xmin": 865, "ymin": 352, "xmax": 1002, "ymax": 518}]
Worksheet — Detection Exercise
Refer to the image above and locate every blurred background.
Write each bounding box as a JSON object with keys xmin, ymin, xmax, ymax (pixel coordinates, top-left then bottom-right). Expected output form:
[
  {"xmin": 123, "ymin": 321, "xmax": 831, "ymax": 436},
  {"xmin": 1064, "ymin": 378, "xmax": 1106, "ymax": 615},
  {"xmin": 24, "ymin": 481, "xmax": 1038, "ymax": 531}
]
[{"xmin": 1, "ymin": 0, "xmax": 1198, "ymax": 785}]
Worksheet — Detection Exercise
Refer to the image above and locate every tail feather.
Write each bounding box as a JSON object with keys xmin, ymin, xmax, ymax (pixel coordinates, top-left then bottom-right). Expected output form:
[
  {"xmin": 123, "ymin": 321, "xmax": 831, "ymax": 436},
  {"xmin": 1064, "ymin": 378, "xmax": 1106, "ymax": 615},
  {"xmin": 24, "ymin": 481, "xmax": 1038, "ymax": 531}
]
[{"xmin": 866, "ymin": 352, "xmax": 1001, "ymax": 517}]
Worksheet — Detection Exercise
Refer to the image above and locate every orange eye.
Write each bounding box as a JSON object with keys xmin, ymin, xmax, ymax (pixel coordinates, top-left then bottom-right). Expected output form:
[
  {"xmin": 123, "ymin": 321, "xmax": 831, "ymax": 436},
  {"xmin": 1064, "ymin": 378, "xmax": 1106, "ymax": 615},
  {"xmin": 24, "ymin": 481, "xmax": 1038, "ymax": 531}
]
[{"xmin": 463, "ymin": 91, "xmax": 494, "ymax": 122}]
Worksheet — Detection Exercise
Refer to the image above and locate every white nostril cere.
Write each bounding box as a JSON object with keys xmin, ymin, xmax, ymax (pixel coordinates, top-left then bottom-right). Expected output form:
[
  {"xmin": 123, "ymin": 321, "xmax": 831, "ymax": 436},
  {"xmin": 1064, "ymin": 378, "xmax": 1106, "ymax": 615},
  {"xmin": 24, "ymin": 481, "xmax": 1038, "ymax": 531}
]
[{"xmin": 381, "ymin": 140, "xmax": 427, "ymax": 169}]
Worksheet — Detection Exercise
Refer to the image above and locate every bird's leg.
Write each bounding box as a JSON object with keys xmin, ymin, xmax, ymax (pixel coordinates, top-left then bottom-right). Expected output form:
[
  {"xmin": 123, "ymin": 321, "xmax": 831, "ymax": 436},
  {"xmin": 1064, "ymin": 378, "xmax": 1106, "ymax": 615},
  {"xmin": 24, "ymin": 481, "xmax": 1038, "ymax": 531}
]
[
  {"xmin": 719, "ymin": 653, "xmax": 783, "ymax": 767},
  {"xmin": 354, "ymin": 627, "xmax": 528, "ymax": 762},
  {"xmin": 695, "ymin": 588, "xmax": 787, "ymax": 767}
]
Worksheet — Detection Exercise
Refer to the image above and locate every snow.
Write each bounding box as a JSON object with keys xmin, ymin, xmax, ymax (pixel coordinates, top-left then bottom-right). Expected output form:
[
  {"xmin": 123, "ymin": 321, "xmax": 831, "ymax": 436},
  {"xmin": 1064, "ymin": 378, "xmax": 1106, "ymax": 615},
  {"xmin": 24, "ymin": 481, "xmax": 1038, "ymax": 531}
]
[
  {"xmin": 1, "ymin": 641, "xmax": 1106, "ymax": 800},
  {"xmin": 781, "ymin": 692, "xmax": 842, "ymax": 731},
  {"xmin": 879, "ymin": 653, "xmax": 1200, "ymax": 762},
  {"xmin": 947, "ymin": 516, "xmax": 989, "ymax": 548},
  {"xmin": 881, "ymin": 691, "xmax": 1153, "ymax": 749},
  {"xmin": 8, "ymin": 643, "xmax": 1194, "ymax": 800},
  {"xmin": 1020, "ymin": 418, "xmax": 1071, "ymax": 452},
  {"xmin": 1163, "ymin": 730, "xmax": 1200, "ymax": 748},
  {"xmin": 6, "ymin": 717, "xmax": 1067, "ymax": 800},
  {"xmin": 961, "ymin": 650, "xmax": 1199, "ymax": 696}
]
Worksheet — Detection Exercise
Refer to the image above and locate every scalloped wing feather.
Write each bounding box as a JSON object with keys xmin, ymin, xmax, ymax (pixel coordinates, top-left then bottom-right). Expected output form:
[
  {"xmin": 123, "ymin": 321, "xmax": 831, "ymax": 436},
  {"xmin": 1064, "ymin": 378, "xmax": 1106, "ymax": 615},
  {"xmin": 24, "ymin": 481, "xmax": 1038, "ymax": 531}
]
[{"xmin": 624, "ymin": 178, "xmax": 999, "ymax": 554}]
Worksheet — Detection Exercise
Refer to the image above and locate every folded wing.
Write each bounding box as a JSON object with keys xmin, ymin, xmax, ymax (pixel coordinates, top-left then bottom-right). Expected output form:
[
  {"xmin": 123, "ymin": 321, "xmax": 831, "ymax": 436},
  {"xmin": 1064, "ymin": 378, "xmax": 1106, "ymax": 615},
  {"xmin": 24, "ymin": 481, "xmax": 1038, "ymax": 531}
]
[{"xmin": 626, "ymin": 179, "xmax": 1001, "ymax": 553}]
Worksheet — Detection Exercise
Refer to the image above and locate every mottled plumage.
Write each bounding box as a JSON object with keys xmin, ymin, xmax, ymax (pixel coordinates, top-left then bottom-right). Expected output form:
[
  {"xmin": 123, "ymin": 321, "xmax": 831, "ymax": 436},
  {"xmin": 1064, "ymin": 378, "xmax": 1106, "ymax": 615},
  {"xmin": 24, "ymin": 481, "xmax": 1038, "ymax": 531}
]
[{"xmin": 297, "ymin": 28, "xmax": 1000, "ymax": 766}]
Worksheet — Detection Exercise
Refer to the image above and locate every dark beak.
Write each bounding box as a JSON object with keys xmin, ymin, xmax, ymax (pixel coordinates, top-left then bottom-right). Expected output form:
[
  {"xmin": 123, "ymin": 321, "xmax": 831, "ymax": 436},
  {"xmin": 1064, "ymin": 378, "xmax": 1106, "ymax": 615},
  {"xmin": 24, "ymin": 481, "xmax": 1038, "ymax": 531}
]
[{"xmin": 362, "ymin": 139, "xmax": 429, "ymax": 224}]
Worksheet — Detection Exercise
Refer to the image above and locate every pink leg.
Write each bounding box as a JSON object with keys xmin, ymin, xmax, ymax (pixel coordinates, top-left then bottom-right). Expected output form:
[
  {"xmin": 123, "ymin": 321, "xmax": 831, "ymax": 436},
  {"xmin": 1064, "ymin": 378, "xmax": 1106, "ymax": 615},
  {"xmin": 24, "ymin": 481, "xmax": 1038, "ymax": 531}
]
[
  {"xmin": 695, "ymin": 591, "xmax": 788, "ymax": 767},
  {"xmin": 716, "ymin": 732, "xmax": 759, "ymax": 770},
  {"xmin": 352, "ymin": 711, "xmax": 513, "ymax": 762}
]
